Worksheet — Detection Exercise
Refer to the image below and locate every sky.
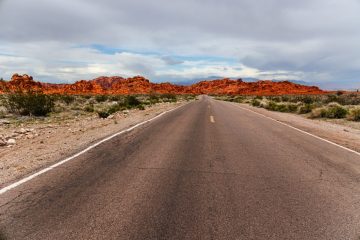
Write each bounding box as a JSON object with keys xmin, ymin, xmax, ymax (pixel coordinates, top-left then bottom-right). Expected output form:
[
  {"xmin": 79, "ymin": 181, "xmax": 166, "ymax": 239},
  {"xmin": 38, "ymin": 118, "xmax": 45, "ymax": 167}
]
[{"xmin": 0, "ymin": 0, "xmax": 359, "ymax": 90}]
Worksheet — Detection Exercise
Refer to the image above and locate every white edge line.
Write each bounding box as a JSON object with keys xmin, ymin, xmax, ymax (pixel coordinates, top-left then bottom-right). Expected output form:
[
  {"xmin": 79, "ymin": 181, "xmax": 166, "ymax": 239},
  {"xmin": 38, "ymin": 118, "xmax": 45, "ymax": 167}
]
[
  {"xmin": 0, "ymin": 103, "xmax": 188, "ymax": 195},
  {"xmin": 228, "ymin": 102, "xmax": 360, "ymax": 156}
]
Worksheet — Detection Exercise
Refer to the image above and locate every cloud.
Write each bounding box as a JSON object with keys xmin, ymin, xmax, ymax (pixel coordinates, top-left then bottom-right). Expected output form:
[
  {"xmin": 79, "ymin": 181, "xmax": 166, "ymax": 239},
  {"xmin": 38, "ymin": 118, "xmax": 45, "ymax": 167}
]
[{"xmin": 0, "ymin": 0, "xmax": 359, "ymax": 89}]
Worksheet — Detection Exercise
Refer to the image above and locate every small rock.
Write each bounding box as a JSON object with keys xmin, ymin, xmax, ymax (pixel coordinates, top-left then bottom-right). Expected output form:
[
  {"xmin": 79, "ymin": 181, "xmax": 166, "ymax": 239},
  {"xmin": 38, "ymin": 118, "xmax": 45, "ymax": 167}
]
[
  {"xmin": 7, "ymin": 138, "xmax": 16, "ymax": 145},
  {"xmin": 15, "ymin": 128, "xmax": 27, "ymax": 134},
  {"xmin": 0, "ymin": 119, "xmax": 10, "ymax": 125},
  {"xmin": 0, "ymin": 137, "xmax": 7, "ymax": 146},
  {"xmin": 26, "ymin": 134, "xmax": 34, "ymax": 139}
]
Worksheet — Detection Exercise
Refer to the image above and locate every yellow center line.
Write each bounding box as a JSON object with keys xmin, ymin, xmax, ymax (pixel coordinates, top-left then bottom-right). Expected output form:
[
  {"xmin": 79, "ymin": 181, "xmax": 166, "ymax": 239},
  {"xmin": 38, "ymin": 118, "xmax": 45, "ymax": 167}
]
[{"xmin": 210, "ymin": 115, "xmax": 215, "ymax": 123}]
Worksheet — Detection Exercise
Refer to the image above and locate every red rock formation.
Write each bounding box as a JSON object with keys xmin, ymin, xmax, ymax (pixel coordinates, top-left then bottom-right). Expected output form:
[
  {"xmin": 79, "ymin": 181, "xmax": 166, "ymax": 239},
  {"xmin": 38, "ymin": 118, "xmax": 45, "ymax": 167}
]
[
  {"xmin": 4, "ymin": 74, "xmax": 43, "ymax": 92},
  {"xmin": 0, "ymin": 74, "xmax": 325, "ymax": 95}
]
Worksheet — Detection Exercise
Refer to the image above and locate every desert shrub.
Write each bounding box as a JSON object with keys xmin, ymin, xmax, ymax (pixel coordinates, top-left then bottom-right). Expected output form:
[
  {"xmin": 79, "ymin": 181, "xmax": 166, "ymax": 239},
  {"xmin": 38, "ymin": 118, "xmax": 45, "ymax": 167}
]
[
  {"xmin": 184, "ymin": 94, "xmax": 196, "ymax": 101},
  {"xmin": 275, "ymin": 104, "xmax": 288, "ymax": 112},
  {"xmin": 95, "ymin": 95, "xmax": 108, "ymax": 102},
  {"xmin": 269, "ymin": 96, "xmax": 281, "ymax": 102},
  {"xmin": 124, "ymin": 95, "xmax": 141, "ymax": 107},
  {"xmin": 281, "ymin": 96, "xmax": 290, "ymax": 102},
  {"xmin": 324, "ymin": 94, "xmax": 338, "ymax": 104},
  {"xmin": 137, "ymin": 105, "xmax": 145, "ymax": 110},
  {"xmin": 298, "ymin": 104, "xmax": 315, "ymax": 114},
  {"xmin": 302, "ymin": 96, "xmax": 314, "ymax": 104},
  {"xmin": 59, "ymin": 94, "xmax": 75, "ymax": 105},
  {"xmin": 348, "ymin": 108, "xmax": 360, "ymax": 121},
  {"xmin": 149, "ymin": 94, "xmax": 160, "ymax": 104},
  {"xmin": 326, "ymin": 105, "xmax": 348, "ymax": 118},
  {"xmin": 310, "ymin": 107, "xmax": 326, "ymax": 118},
  {"xmin": 311, "ymin": 103, "xmax": 348, "ymax": 119},
  {"xmin": 265, "ymin": 101, "xmax": 278, "ymax": 111},
  {"xmin": 251, "ymin": 99, "xmax": 261, "ymax": 107},
  {"xmin": 97, "ymin": 111, "xmax": 110, "ymax": 118},
  {"xmin": 107, "ymin": 104, "xmax": 124, "ymax": 114},
  {"xmin": 5, "ymin": 91, "xmax": 54, "ymax": 116},
  {"xmin": 84, "ymin": 104, "xmax": 94, "ymax": 112},
  {"xmin": 110, "ymin": 95, "xmax": 123, "ymax": 101},
  {"xmin": 161, "ymin": 93, "xmax": 177, "ymax": 102},
  {"xmin": 81, "ymin": 95, "xmax": 92, "ymax": 99},
  {"xmin": 286, "ymin": 103, "xmax": 298, "ymax": 113},
  {"xmin": 232, "ymin": 96, "xmax": 245, "ymax": 103},
  {"xmin": 337, "ymin": 94, "xmax": 360, "ymax": 105},
  {"xmin": 263, "ymin": 101, "xmax": 297, "ymax": 113}
]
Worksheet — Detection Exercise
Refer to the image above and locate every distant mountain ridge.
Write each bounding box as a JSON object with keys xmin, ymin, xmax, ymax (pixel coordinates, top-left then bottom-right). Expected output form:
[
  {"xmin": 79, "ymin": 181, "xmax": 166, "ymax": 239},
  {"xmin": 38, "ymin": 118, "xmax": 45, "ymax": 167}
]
[{"xmin": 0, "ymin": 73, "xmax": 325, "ymax": 95}]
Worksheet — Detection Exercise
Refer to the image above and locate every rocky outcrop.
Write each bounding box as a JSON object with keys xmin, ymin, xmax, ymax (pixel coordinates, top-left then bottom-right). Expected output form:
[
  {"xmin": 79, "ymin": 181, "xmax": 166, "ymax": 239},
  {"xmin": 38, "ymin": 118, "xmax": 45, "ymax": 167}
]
[{"xmin": 0, "ymin": 74, "xmax": 325, "ymax": 95}]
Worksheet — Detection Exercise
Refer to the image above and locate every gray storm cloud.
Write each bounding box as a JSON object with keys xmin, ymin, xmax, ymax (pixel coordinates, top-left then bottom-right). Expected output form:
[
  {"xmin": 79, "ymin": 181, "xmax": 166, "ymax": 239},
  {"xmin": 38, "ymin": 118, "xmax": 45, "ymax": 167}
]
[{"xmin": 0, "ymin": 0, "xmax": 359, "ymax": 89}]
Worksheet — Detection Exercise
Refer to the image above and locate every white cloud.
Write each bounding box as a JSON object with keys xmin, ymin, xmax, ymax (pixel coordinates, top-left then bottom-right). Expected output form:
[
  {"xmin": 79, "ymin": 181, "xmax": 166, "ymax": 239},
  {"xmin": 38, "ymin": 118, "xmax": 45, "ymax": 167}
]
[{"xmin": 0, "ymin": 0, "xmax": 359, "ymax": 89}]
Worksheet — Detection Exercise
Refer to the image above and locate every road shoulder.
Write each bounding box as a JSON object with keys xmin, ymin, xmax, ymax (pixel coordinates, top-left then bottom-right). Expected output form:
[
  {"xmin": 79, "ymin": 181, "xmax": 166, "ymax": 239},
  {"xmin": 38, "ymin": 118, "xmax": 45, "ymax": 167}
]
[{"xmin": 230, "ymin": 102, "xmax": 360, "ymax": 153}]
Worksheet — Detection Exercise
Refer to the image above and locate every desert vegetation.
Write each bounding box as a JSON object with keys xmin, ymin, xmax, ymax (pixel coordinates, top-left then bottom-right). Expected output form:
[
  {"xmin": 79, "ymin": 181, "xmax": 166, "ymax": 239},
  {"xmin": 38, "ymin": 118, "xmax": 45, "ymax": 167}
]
[
  {"xmin": 217, "ymin": 93, "xmax": 360, "ymax": 122},
  {"xmin": 0, "ymin": 91, "xmax": 196, "ymax": 121}
]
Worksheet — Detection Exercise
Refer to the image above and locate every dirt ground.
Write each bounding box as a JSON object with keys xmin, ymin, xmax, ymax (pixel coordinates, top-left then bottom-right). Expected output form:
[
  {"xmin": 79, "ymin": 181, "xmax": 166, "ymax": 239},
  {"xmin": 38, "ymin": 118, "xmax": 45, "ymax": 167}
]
[
  {"xmin": 237, "ymin": 103, "xmax": 360, "ymax": 153},
  {"xmin": 0, "ymin": 101, "xmax": 188, "ymax": 186}
]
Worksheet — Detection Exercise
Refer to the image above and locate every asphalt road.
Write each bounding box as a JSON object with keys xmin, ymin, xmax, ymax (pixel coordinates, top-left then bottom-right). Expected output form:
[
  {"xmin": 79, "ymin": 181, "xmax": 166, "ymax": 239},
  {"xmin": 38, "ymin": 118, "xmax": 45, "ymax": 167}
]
[{"xmin": 1, "ymin": 96, "xmax": 360, "ymax": 240}]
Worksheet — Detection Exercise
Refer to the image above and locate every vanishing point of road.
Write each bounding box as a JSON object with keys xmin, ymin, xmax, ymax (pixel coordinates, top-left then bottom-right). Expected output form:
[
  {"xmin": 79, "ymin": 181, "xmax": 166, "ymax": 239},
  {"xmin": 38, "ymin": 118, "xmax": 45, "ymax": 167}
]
[{"xmin": 1, "ymin": 96, "xmax": 360, "ymax": 239}]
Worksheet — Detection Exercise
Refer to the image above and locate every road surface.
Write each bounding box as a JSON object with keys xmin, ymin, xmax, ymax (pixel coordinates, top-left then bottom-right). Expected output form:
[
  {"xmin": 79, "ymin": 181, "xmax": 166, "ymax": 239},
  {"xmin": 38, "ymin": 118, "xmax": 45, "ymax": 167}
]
[{"xmin": 1, "ymin": 96, "xmax": 360, "ymax": 239}]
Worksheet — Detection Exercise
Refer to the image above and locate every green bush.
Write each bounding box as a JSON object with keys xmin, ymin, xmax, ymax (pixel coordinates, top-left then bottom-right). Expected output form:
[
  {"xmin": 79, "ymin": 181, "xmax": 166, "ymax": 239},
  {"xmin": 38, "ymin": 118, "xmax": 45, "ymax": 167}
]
[
  {"xmin": 348, "ymin": 108, "xmax": 360, "ymax": 121},
  {"xmin": 281, "ymin": 96, "xmax": 290, "ymax": 102},
  {"xmin": 232, "ymin": 96, "xmax": 245, "ymax": 103},
  {"xmin": 124, "ymin": 95, "xmax": 141, "ymax": 107},
  {"xmin": 107, "ymin": 104, "xmax": 124, "ymax": 114},
  {"xmin": 302, "ymin": 96, "xmax": 314, "ymax": 104},
  {"xmin": 97, "ymin": 111, "xmax": 110, "ymax": 118},
  {"xmin": 311, "ymin": 104, "xmax": 348, "ymax": 119},
  {"xmin": 325, "ymin": 94, "xmax": 338, "ymax": 104},
  {"xmin": 5, "ymin": 91, "xmax": 54, "ymax": 116},
  {"xmin": 298, "ymin": 104, "xmax": 315, "ymax": 114},
  {"xmin": 325, "ymin": 104, "xmax": 348, "ymax": 118},
  {"xmin": 264, "ymin": 101, "xmax": 297, "ymax": 113},
  {"xmin": 149, "ymin": 94, "xmax": 160, "ymax": 104},
  {"xmin": 265, "ymin": 101, "xmax": 278, "ymax": 111},
  {"xmin": 59, "ymin": 94, "xmax": 75, "ymax": 105},
  {"xmin": 82, "ymin": 95, "xmax": 92, "ymax": 99},
  {"xmin": 287, "ymin": 104, "xmax": 298, "ymax": 113},
  {"xmin": 269, "ymin": 96, "xmax": 281, "ymax": 102},
  {"xmin": 95, "ymin": 95, "xmax": 108, "ymax": 102},
  {"xmin": 110, "ymin": 95, "xmax": 123, "ymax": 101},
  {"xmin": 161, "ymin": 93, "xmax": 177, "ymax": 102},
  {"xmin": 251, "ymin": 99, "xmax": 261, "ymax": 107},
  {"xmin": 84, "ymin": 104, "xmax": 94, "ymax": 112},
  {"xmin": 275, "ymin": 104, "xmax": 288, "ymax": 112},
  {"xmin": 137, "ymin": 105, "xmax": 145, "ymax": 110}
]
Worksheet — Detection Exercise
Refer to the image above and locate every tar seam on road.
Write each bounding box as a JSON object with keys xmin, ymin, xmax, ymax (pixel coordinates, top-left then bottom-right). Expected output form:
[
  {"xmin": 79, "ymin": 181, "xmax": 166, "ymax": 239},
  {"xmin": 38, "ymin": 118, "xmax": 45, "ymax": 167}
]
[
  {"xmin": 0, "ymin": 103, "xmax": 190, "ymax": 195},
  {"xmin": 229, "ymin": 102, "xmax": 360, "ymax": 156}
]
